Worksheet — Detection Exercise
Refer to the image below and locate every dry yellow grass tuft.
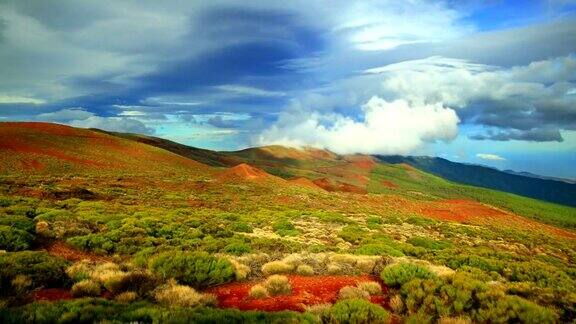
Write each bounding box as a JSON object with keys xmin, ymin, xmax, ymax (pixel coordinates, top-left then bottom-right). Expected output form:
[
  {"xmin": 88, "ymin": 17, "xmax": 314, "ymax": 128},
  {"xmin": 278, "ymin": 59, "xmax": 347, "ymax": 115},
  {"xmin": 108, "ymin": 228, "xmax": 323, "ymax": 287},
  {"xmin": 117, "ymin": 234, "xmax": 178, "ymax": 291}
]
[
  {"xmin": 357, "ymin": 281, "xmax": 382, "ymax": 295},
  {"xmin": 155, "ymin": 280, "xmax": 216, "ymax": 307},
  {"xmin": 264, "ymin": 275, "xmax": 292, "ymax": 295},
  {"xmin": 248, "ymin": 284, "xmax": 269, "ymax": 299},
  {"xmin": 71, "ymin": 279, "xmax": 101, "ymax": 297},
  {"xmin": 262, "ymin": 260, "xmax": 294, "ymax": 276}
]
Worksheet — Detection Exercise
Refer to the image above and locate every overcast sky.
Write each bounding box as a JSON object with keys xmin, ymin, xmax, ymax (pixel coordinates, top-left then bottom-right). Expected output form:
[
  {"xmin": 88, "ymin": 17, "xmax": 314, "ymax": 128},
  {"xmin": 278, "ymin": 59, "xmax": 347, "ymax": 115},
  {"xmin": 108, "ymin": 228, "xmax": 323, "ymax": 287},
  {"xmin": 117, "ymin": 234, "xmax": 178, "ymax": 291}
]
[{"xmin": 1, "ymin": 0, "xmax": 575, "ymax": 178}]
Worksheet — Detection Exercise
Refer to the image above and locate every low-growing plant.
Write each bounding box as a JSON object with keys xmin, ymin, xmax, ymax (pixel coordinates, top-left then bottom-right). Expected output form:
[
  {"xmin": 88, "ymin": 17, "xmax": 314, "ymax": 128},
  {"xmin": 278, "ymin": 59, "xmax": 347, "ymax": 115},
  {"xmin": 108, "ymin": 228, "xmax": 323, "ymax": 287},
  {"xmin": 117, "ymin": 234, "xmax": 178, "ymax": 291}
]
[
  {"xmin": 264, "ymin": 275, "xmax": 292, "ymax": 295},
  {"xmin": 357, "ymin": 281, "xmax": 382, "ymax": 295},
  {"xmin": 0, "ymin": 251, "xmax": 69, "ymax": 295},
  {"xmin": 0, "ymin": 226, "xmax": 33, "ymax": 251},
  {"xmin": 408, "ymin": 236, "xmax": 452, "ymax": 250},
  {"xmin": 149, "ymin": 251, "xmax": 234, "ymax": 289},
  {"xmin": 262, "ymin": 260, "xmax": 293, "ymax": 276},
  {"xmin": 154, "ymin": 280, "xmax": 216, "ymax": 307},
  {"xmin": 381, "ymin": 263, "xmax": 435, "ymax": 288},
  {"xmin": 296, "ymin": 264, "xmax": 314, "ymax": 275},
  {"xmin": 71, "ymin": 279, "xmax": 101, "ymax": 297},
  {"xmin": 273, "ymin": 219, "xmax": 299, "ymax": 236},
  {"xmin": 389, "ymin": 294, "xmax": 404, "ymax": 314},
  {"xmin": 321, "ymin": 299, "xmax": 390, "ymax": 323},
  {"xmin": 115, "ymin": 291, "xmax": 137, "ymax": 303},
  {"xmin": 338, "ymin": 286, "xmax": 369, "ymax": 300},
  {"xmin": 338, "ymin": 225, "xmax": 368, "ymax": 244},
  {"xmin": 248, "ymin": 284, "xmax": 269, "ymax": 299}
]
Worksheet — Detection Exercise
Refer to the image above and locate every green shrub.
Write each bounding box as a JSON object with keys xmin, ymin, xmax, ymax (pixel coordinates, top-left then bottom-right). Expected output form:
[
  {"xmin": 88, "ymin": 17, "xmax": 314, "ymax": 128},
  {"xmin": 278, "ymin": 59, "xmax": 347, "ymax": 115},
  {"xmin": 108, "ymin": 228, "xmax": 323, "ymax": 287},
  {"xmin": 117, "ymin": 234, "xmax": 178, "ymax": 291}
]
[
  {"xmin": 107, "ymin": 271, "xmax": 159, "ymax": 297},
  {"xmin": 230, "ymin": 222, "xmax": 253, "ymax": 233},
  {"xmin": 474, "ymin": 295, "xmax": 557, "ymax": 324},
  {"xmin": 273, "ymin": 219, "xmax": 299, "ymax": 236},
  {"xmin": 407, "ymin": 236, "xmax": 452, "ymax": 250},
  {"xmin": 322, "ymin": 299, "xmax": 390, "ymax": 323},
  {"xmin": 338, "ymin": 225, "xmax": 368, "ymax": 244},
  {"xmin": 0, "ymin": 216, "xmax": 34, "ymax": 232},
  {"xmin": 0, "ymin": 251, "xmax": 68, "ymax": 295},
  {"xmin": 355, "ymin": 243, "xmax": 404, "ymax": 257},
  {"xmin": 400, "ymin": 273, "xmax": 558, "ymax": 323},
  {"xmin": 0, "ymin": 226, "xmax": 34, "ymax": 251},
  {"xmin": 381, "ymin": 263, "xmax": 435, "ymax": 288},
  {"xmin": 223, "ymin": 242, "xmax": 252, "ymax": 255},
  {"xmin": 149, "ymin": 251, "xmax": 234, "ymax": 289}
]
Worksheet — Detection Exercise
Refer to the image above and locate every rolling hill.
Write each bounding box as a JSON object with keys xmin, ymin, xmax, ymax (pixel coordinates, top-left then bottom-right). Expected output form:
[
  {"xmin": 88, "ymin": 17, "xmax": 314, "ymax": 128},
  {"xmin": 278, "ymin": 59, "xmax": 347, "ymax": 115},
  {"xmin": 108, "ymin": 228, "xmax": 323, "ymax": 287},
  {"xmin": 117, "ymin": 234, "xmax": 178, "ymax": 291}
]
[
  {"xmin": 377, "ymin": 155, "xmax": 576, "ymax": 207},
  {"xmin": 0, "ymin": 122, "xmax": 208, "ymax": 176}
]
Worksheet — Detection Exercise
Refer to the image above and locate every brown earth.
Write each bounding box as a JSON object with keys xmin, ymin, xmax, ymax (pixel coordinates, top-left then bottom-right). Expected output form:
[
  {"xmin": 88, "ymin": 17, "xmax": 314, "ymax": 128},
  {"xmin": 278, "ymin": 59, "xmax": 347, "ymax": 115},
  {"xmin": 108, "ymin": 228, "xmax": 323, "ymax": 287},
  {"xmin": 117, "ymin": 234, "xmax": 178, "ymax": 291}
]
[{"xmin": 45, "ymin": 241, "xmax": 111, "ymax": 262}]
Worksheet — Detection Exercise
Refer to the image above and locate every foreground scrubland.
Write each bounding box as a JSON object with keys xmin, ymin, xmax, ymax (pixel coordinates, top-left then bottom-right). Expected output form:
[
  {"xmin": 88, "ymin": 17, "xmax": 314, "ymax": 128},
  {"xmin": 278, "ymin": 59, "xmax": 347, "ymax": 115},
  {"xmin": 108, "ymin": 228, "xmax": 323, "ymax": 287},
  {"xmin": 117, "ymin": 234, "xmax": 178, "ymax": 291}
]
[{"xmin": 0, "ymin": 171, "xmax": 574, "ymax": 324}]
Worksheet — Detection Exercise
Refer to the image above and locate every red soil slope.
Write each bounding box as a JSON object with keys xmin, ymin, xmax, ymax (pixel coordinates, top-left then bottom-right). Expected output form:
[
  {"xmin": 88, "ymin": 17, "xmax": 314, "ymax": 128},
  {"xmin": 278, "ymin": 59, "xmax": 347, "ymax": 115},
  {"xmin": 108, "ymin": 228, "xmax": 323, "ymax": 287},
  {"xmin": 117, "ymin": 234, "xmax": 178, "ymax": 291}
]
[
  {"xmin": 207, "ymin": 275, "xmax": 386, "ymax": 312},
  {"xmin": 216, "ymin": 163, "xmax": 281, "ymax": 182},
  {"xmin": 288, "ymin": 177, "xmax": 325, "ymax": 191},
  {"xmin": 313, "ymin": 178, "xmax": 367, "ymax": 194},
  {"xmin": 0, "ymin": 122, "xmax": 207, "ymax": 175},
  {"xmin": 417, "ymin": 199, "xmax": 575, "ymax": 239}
]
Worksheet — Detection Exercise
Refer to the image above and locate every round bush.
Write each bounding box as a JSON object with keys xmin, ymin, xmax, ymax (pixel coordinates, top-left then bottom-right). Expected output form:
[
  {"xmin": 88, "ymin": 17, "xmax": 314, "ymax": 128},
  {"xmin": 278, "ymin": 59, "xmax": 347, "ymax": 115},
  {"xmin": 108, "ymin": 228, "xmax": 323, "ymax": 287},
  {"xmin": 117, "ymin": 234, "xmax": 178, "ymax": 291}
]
[
  {"xmin": 71, "ymin": 279, "xmax": 101, "ymax": 297},
  {"xmin": 264, "ymin": 275, "xmax": 292, "ymax": 295},
  {"xmin": 381, "ymin": 263, "xmax": 435, "ymax": 288},
  {"xmin": 0, "ymin": 251, "xmax": 68, "ymax": 294},
  {"xmin": 338, "ymin": 286, "xmax": 370, "ymax": 300},
  {"xmin": 149, "ymin": 251, "xmax": 234, "ymax": 289},
  {"xmin": 0, "ymin": 225, "xmax": 34, "ymax": 251},
  {"xmin": 249, "ymin": 284, "xmax": 269, "ymax": 299},
  {"xmin": 322, "ymin": 299, "xmax": 390, "ymax": 323}
]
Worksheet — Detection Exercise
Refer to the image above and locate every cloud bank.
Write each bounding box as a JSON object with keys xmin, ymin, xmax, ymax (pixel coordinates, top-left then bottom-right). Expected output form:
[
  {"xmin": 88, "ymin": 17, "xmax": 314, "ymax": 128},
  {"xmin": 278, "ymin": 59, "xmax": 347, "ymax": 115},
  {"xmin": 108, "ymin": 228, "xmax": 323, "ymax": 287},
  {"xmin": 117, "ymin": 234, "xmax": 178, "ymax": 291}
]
[{"xmin": 258, "ymin": 96, "xmax": 459, "ymax": 155}]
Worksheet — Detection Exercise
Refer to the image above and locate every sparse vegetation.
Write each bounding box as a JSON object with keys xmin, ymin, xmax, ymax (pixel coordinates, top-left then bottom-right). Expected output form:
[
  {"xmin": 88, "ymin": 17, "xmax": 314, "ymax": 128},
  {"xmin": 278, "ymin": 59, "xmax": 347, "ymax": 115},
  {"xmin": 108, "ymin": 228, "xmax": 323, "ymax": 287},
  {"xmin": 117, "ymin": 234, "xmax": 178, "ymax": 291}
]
[{"xmin": 0, "ymin": 124, "xmax": 574, "ymax": 322}]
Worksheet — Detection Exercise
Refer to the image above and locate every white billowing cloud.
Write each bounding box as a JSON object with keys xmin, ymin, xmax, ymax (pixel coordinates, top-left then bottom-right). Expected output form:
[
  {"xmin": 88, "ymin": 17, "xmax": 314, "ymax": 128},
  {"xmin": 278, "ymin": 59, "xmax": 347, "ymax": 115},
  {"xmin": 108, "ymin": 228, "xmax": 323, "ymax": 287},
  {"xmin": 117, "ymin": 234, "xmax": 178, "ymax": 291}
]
[
  {"xmin": 369, "ymin": 55, "xmax": 576, "ymax": 109},
  {"xmin": 476, "ymin": 153, "xmax": 506, "ymax": 161},
  {"xmin": 335, "ymin": 2, "xmax": 470, "ymax": 51},
  {"xmin": 258, "ymin": 96, "xmax": 459, "ymax": 155}
]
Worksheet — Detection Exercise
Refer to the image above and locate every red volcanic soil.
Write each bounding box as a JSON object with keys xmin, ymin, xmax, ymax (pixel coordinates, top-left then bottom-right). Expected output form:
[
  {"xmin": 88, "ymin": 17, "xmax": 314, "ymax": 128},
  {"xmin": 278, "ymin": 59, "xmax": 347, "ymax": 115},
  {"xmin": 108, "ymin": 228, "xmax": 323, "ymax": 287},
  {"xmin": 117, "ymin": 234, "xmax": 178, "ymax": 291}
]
[
  {"xmin": 207, "ymin": 275, "xmax": 386, "ymax": 312},
  {"xmin": 288, "ymin": 177, "xmax": 325, "ymax": 191},
  {"xmin": 345, "ymin": 155, "xmax": 377, "ymax": 171},
  {"xmin": 217, "ymin": 163, "xmax": 275, "ymax": 181},
  {"xmin": 45, "ymin": 241, "xmax": 111, "ymax": 262},
  {"xmin": 313, "ymin": 178, "xmax": 366, "ymax": 194},
  {"xmin": 381, "ymin": 180, "xmax": 398, "ymax": 188},
  {"xmin": 420, "ymin": 199, "xmax": 504, "ymax": 223},
  {"xmin": 420, "ymin": 199, "xmax": 576, "ymax": 239},
  {"xmin": 33, "ymin": 288, "xmax": 73, "ymax": 302}
]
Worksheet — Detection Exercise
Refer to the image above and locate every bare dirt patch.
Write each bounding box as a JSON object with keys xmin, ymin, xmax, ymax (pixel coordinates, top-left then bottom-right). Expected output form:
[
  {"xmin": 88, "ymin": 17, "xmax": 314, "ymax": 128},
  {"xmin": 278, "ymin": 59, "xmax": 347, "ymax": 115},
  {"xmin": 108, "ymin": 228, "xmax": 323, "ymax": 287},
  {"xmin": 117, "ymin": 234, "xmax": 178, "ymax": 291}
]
[
  {"xmin": 207, "ymin": 275, "xmax": 387, "ymax": 312},
  {"xmin": 45, "ymin": 241, "xmax": 111, "ymax": 262}
]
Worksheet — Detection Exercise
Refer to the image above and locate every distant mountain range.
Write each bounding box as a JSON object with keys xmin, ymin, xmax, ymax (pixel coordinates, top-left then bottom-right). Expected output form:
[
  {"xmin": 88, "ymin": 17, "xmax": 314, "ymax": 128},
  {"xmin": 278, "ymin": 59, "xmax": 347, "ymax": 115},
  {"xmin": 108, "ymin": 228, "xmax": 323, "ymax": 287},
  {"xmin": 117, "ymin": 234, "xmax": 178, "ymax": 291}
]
[{"xmin": 377, "ymin": 155, "xmax": 576, "ymax": 207}]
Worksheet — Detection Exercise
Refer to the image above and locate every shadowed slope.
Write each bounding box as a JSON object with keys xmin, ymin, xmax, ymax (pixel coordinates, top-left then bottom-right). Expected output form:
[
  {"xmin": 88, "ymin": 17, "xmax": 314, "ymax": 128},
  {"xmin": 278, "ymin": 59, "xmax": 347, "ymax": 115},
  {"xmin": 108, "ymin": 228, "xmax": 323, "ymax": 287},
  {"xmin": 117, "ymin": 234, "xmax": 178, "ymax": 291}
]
[{"xmin": 0, "ymin": 122, "xmax": 208, "ymax": 175}]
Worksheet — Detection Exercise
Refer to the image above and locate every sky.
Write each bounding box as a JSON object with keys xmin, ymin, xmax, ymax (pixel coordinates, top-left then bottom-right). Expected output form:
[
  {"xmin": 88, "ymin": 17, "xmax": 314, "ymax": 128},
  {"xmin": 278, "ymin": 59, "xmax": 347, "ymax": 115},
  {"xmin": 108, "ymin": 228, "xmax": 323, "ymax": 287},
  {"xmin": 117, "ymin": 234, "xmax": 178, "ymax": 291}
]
[{"xmin": 0, "ymin": 0, "xmax": 575, "ymax": 179}]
